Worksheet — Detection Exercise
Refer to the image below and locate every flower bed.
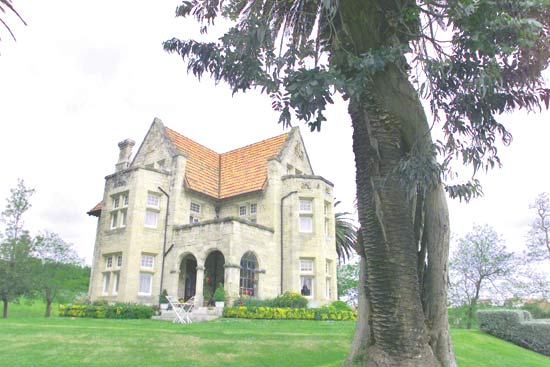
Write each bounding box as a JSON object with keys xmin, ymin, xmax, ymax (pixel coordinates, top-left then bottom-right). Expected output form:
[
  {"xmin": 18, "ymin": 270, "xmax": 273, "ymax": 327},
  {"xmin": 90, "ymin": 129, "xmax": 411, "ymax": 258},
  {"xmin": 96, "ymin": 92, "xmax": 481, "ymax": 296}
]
[
  {"xmin": 59, "ymin": 303, "xmax": 156, "ymax": 319},
  {"xmin": 223, "ymin": 305, "xmax": 356, "ymax": 321}
]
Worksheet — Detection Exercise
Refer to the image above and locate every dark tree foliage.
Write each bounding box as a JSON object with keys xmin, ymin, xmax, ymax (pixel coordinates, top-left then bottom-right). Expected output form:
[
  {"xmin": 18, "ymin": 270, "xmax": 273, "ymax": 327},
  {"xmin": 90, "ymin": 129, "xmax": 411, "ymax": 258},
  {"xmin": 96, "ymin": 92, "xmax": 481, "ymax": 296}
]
[{"xmin": 165, "ymin": 1, "xmax": 550, "ymax": 366}]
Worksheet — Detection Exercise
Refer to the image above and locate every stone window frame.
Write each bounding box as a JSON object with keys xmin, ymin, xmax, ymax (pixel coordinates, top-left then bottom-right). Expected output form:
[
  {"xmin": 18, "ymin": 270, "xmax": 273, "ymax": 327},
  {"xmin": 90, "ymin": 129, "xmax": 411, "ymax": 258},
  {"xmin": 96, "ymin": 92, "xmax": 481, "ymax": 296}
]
[
  {"xmin": 105, "ymin": 255, "xmax": 113, "ymax": 269},
  {"xmin": 138, "ymin": 272, "xmax": 153, "ymax": 296},
  {"xmin": 145, "ymin": 209, "xmax": 158, "ymax": 228},
  {"xmin": 299, "ymin": 258, "xmax": 315, "ymax": 298},
  {"xmin": 140, "ymin": 254, "xmax": 155, "ymax": 270},
  {"xmin": 325, "ymin": 259, "xmax": 332, "ymax": 300},
  {"xmin": 240, "ymin": 252, "xmax": 259, "ymax": 297},
  {"xmin": 112, "ymin": 272, "xmax": 120, "ymax": 295},
  {"xmin": 109, "ymin": 191, "xmax": 129, "ymax": 230},
  {"xmin": 102, "ymin": 272, "xmax": 111, "ymax": 295},
  {"xmin": 116, "ymin": 254, "xmax": 123, "ymax": 268},
  {"xmin": 299, "ymin": 198, "xmax": 314, "ymax": 233},
  {"xmin": 146, "ymin": 192, "xmax": 161, "ymax": 209}
]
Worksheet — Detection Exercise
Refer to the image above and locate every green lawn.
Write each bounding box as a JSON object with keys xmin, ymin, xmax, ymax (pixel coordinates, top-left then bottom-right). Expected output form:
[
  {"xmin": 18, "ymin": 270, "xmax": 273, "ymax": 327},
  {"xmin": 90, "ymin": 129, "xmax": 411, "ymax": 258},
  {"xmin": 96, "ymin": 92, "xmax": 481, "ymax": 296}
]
[{"xmin": 0, "ymin": 301, "xmax": 548, "ymax": 367}]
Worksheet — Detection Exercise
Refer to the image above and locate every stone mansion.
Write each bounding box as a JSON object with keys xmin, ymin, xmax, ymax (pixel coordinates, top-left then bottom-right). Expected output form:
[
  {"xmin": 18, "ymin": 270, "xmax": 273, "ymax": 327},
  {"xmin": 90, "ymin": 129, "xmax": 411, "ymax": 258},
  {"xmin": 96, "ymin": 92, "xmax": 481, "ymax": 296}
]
[{"xmin": 87, "ymin": 118, "xmax": 338, "ymax": 306}]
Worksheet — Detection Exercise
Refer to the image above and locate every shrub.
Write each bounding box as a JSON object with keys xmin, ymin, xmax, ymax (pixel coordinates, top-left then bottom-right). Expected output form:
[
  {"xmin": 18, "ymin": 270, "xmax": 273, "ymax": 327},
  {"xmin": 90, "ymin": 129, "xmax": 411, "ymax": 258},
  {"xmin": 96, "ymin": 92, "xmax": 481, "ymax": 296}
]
[
  {"xmin": 159, "ymin": 289, "xmax": 169, "ymax": 304},
  {"xmin": 521, "ymin": 301, "xmax": 550, "ymax": 319},
  {"xmin": 213, "ymin": 284, "xmax": 226, "ymax": 302},
  {"xmin": 271, "ymin": 292, "xmax": 308, "ymax": 308},
  {"xmin": 233, "ymin": 297, "xmax": 274, "ymax": 307},
  {"xmin": 477, "ymin": 309, "xmax": 550, "ymax": 356},
  {"xmin": 328, "ymin": 300, "xmax": 352, "ymax": 312},
  {"xmin": 223, "ymin": 306, "xmax": 356, "ymax": 321},
  {"xmin": 59, "ymin": 303, "xmax": 156, "ymax": 319}
]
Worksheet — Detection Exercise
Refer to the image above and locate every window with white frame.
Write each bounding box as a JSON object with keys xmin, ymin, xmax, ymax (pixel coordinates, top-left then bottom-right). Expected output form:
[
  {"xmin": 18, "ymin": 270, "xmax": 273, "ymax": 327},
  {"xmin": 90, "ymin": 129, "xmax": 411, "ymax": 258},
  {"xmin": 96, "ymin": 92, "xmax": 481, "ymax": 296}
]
[
  {"xmin": 300, "ymin": 276, "xmax": 313, "ymax": 297},
  {"xmin": 109, "ymin": 192, "xmax": 129, "ymax": 230},
  {"xmin": 250, "ymin": 203, "xmax": 257, "ymax": 215},
  {"xmin": 138, "ymin": 273, "xmax": 152, "ymax": 296},
  {"xmin": 326, "ymin": 278, "xmax": 331, "ymax": 299},
  {"xmin": 324, "ymin": 201, "xmax": 331, "ymax": 237},
  {"xmin": 190, "ymin": 202, "xmax": 201, "ymax": 214},
  {"xmin": 110, "ymin": 212, "xmax": 118, "ymax": 229},
  {"xmin": 239, "ymin": 205, "xmax": 247, "ymax": 216},
  {"xmin": 299, "ymin": 199, "xmax": 313, "ymax": 212},
  {"xmin": 325, "ymin": 259, "xmax": 332, "ymax": 299},
  {"xmin": 105, "ymin": 255, "xmax": 113, "ymax": 269},
  {"xmin": 147, "ymin": 192, "xmax": 160, "ymax": 208},
  {"xmin": 145, "ymin": 209, "xmax": 158, "ymax": 228},
  {"xmin": 141, "ymin": 254, "xmax": 154, "ymax": 269},
  {"xmin": 112, "ymin": 272, "xmax": 119, "ymax": 295},
  {"xmin": 102, "ymin": 273, "xmax": 110, "ymax": 295},
  {"xmin": 299, "ymin": 199, "xmax": 313, "ymax": 233},
  {"xmin": 300, "ymin": 258, "xmax": 314, "ymax": 273},
  {"xmin": 116, "ymin": 254, "xmax": 122, "ymax": 268},
  {"xmin": 120, "ymin": 210, "xmax": 127, "ymax": 228},
  {"xmin": 325, "ymin": 260, "xmax": 331, "ymax": 276}
]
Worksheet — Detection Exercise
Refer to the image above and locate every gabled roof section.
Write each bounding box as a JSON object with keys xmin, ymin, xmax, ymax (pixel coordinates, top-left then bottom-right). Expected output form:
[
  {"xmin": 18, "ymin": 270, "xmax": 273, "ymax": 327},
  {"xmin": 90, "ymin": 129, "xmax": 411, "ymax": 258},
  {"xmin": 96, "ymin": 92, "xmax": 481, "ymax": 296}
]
[
  {"xmin": 220, "ymin": 133, "xmax": 289, "ymax": 199},
  {"xmin": 87, "ymin": 201, "xmax": 103, "ymax": 217},
  {"xmin": 166, "ymin": 127, "xmax": 220, "ymax": 198},
  {"xmin": 165, "ymin": 127, "xmax": 290, "ymax": 199}
]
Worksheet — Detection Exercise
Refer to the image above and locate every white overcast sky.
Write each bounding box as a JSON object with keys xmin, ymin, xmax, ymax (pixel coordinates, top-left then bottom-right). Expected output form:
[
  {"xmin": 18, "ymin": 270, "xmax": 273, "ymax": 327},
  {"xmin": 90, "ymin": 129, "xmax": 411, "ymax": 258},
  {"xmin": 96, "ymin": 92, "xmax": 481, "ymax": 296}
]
[{"xmin": 0, "ymin": 0, "xmax": 548, "ymax": 264}]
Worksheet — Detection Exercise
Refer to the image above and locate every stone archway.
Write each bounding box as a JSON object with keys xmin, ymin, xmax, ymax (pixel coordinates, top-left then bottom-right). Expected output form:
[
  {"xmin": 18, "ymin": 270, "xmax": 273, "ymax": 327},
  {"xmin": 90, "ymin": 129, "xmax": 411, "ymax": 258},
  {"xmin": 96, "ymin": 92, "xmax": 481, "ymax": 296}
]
[
  {"xmin": 204, "ymin": 250, "xmax": 225, "ymax": 305},
  {"xmin": 179, "ymin": 254, "xmax": 197, "ymax": 301}
]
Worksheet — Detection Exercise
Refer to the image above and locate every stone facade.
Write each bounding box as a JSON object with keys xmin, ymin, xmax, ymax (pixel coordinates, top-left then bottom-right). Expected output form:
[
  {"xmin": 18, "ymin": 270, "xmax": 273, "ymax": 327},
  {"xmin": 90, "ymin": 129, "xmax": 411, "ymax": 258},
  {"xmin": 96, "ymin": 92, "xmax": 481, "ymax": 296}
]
[{"xmin": 88, "ymin": 118, "xmax": 338, "ymax": 306}]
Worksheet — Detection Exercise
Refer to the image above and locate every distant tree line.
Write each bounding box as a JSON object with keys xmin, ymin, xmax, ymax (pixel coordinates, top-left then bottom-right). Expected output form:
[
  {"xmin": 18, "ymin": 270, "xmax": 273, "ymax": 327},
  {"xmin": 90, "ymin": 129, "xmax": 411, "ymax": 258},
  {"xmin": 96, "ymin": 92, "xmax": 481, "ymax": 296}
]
[{"xmin": 0, "ymin": 179, "xmax": 90, "ymax": 318}]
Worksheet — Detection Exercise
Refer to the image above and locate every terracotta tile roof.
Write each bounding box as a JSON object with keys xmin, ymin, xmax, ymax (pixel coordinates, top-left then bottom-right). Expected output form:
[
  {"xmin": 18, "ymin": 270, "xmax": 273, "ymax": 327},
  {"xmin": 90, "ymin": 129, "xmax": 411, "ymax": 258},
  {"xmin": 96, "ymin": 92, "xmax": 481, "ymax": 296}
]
[
  {"xmin": 219, "ymin": 134, "xmax": 289, "ymax": 198},
  {"xmin": 87, "ymin": 201, "xmax": 103, "ymax": 217},
  {"xmin": 166, "ymin": 127, "xmax": 289, "ymax": 199},
  {"xmin": 166, "ymin": 127, "xmax": 220, "ymax": 198}
]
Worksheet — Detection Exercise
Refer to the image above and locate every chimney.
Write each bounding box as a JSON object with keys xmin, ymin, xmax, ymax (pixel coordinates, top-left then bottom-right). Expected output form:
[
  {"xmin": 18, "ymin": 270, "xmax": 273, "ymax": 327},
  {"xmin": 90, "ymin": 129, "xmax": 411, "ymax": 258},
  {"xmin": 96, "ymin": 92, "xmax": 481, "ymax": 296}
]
[{"xmin": 115, "ymin": 139, "xmax": 135, "ymax": 172}]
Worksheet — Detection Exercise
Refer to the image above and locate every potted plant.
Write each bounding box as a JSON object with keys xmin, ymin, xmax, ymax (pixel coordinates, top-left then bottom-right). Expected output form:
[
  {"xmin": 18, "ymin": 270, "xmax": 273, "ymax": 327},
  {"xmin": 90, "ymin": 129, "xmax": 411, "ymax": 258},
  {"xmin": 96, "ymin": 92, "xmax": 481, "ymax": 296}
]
[
  {"xmin": 159, "ymin": 289, "xmax": 169, "ymax": 310},
  {"xmin": 213, "ymin": 283, "xmax": 226, "ymax": 308}
]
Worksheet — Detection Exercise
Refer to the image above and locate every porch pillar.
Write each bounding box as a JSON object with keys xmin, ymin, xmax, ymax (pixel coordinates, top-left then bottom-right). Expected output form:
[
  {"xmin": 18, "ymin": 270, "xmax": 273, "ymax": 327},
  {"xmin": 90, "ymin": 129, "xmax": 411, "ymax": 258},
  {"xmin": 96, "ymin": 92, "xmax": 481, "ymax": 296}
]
[
  {"xmin": 224, "ymin": 263, "xmax": 241, "ymax": 305},
  {"xmin": 194, "ymin": 265, "xmax": 204, "ymax": 307}
]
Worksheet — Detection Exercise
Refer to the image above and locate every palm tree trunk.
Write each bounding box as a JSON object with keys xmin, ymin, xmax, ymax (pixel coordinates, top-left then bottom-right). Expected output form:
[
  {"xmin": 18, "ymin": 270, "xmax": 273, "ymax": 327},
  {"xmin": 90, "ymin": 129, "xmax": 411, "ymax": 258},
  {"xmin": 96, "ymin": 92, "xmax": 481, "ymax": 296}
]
[{"xmin": 347, "ymin": 61, "xmax": 456, "ymax": 365}]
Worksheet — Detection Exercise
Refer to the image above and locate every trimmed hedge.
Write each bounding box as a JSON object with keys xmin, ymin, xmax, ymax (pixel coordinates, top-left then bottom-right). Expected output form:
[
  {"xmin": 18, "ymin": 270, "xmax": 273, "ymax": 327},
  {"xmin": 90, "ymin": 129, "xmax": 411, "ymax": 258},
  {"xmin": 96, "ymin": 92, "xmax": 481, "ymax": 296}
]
[
  {"xmin": 59, "ymin": 303, "xmax": 156, "ymax": 319},
  {"xmin": 223, "ymin": 306, "xmax": 356, "ymax": 321},
  {"xmin": 477, "ymin": 309, "xmax": 550, "ymax": 356}
]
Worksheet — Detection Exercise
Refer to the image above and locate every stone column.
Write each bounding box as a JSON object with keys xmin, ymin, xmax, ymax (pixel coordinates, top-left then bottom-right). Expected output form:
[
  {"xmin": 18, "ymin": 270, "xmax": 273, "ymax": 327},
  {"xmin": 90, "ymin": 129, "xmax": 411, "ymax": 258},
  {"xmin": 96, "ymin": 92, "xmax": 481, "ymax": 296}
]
[
  {"xmin": 224, "ymin": 263, "xmax": 241, "ymax": 305},
  {"xmin": 194, "ymin": 265, "xmax": 205, "ymax": 307}
]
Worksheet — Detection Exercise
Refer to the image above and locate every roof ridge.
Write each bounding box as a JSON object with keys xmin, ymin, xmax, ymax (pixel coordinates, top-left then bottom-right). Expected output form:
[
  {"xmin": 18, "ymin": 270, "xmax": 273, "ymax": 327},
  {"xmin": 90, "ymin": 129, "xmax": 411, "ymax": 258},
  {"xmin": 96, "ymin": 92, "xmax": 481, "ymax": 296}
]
[
  {"xmin": 220, "ymin": 131, "xmax": 290, "ymax": 156},
  {"xmin": 165, "ymin": 126, "xmax": 221, "ymax": 157}
]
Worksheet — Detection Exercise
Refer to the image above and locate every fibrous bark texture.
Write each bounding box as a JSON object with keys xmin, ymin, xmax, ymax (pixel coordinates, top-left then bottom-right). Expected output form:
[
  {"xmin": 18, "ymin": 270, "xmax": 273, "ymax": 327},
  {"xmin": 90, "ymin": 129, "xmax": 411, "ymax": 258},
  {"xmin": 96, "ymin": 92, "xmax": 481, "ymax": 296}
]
[{"xmin": 346, "ymin": 63, "xmax": 455, "ymax": 366}]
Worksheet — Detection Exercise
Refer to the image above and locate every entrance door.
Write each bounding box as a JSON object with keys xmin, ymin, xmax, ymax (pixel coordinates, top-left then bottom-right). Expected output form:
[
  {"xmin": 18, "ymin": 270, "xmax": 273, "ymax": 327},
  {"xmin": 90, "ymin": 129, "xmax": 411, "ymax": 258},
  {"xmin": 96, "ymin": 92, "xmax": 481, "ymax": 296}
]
[{"xmin": 179, "ymin": 255, "xmax": 197, "ymax": 301}]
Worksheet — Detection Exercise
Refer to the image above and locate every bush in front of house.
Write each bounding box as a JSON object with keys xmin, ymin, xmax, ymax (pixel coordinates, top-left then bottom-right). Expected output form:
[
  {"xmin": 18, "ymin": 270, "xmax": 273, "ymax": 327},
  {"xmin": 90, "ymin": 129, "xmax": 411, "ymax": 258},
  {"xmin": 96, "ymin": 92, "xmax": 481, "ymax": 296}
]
[
  {"xmin": 477, "ymin": 309, "xmax": 550, "ymax": 356},
  {"xmin": 223, "ymin": 305, "xmax": 356, "ymax": 321},
  {"xmin": 232, "ymin": 292, "xmax": 308, "ymax": 308},
  {"xmin": 59, "ymin": 303, "xmax": 156, "ymax": 319}
]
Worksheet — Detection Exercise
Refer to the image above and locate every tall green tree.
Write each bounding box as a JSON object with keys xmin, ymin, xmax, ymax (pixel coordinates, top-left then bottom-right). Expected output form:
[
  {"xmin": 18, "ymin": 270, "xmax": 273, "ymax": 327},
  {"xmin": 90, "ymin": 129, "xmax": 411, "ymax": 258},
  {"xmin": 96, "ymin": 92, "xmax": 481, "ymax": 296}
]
[
  {"xmin": 334, "ymin": 201, "xmax": 357, "ymax": 263},
  {"xmin": 165, "ymin": 1, "xmax": 550, "ymax": 365},
  {"xmin": 31, "ymin": 231, "xmax": 87, "ymax": 317},
  {"xmin": 337, "ymin": 262, "xmax": 359, "ymax": 305},
  {"xmin": 449, "ymin": 224, "xmax": 516, "ymax": 329},
  {"xmin": 0, "ymin": 179, "xmax": 35, "ymax": 318}
]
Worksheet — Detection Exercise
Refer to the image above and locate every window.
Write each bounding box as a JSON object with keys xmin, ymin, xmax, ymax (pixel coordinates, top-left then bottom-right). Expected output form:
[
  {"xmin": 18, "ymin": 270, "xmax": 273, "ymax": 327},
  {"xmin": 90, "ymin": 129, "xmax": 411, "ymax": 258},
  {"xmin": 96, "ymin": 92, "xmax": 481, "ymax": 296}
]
[
  {"xmin": 102, "ymin": 273, "xmax": 110, "ymax": 295},
  {"xmin": 325, "ymin": 260, "xmax": 331, "ymax": 276},
  {"xmin": 299, "ymin": 216, "xmax": 313, "ymax": 233},
  {"xmin": 300, "ymin": 276, "xmax": 313, "ymax": 297},
  {"xmin": 326, "ymin": 278, "xmax": 331, "ymax": 299},
  {"xmin": 324, "ymin": 218, "xmax": 330, "ymax": 236},
  {"xmin": 110, "ymin": 192, "xmax": 129, "ymax": 230},
  {"xmin": 240, "ymin": 252, "xmax": 258, "ymax": 297},
  {"xmin": 105, "ymin": 256, "xmax": 113, "ymax": 269},
  {"xmin": 295, "ymin": 168, "xmax": 302, "ymax": 175},
  {"xmin": 113, "ymin": 273, "xmax": 119, "ymax": 295},
  {"xmin": 120, "ymin": 210, "xmax": 127, "ymax": 228},
  {"xmin": 141, "ymin": 255, "xmax": 154, "ymax": 269},
  {"xmin": 110, "ymin": 212, "xmax": 118, "ymax": 229},
  {"xmin": 299, "ymin": 199, "xmax": 313, "ymax": 212},
  {"xmin": 287, "ymin": 164, "xmax": 293, "ymax": 174},
  {"xmin": 299, "ymin": 199, "xmax": 313, "ymax": 233},
  {"xmin": 189, "ymin": 215, "xmax": 199, "ymax": 224},
  {"xmin": 239, "ymin": 205, "xmax": 247, "ymax": 216},
  {"xmin": 300, "ymin": 259, "xmax": 314, "ymax": 273},
  {"xmin": 138, "ymin": 273, "xmax": 152, "ymax": 295},
  {"xmin": 147, "ymin": 193, "xmax": 160, "ymax": 208},
  {"xmin": 250, "ymin": 203, "xmax": 257, "ymax": 215},
  {"xmin": 190, "ymin": 202, "xmax": 201, "ymax": 214},
  {"xmin": 145, "ymin": 209, "xmax": 158, "ymax": 228},
  {"xmin": 116, "ymin": 255, "xmax": 122, "ymax": 268}
]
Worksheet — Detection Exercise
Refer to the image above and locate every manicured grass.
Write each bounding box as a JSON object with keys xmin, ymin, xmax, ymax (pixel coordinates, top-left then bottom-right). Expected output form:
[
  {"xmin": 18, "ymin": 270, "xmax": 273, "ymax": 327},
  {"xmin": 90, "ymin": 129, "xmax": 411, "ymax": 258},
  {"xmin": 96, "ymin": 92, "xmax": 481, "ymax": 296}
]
[{"xmin": 1, "ymin": 301, "xmax": 549, "ymax": 367}]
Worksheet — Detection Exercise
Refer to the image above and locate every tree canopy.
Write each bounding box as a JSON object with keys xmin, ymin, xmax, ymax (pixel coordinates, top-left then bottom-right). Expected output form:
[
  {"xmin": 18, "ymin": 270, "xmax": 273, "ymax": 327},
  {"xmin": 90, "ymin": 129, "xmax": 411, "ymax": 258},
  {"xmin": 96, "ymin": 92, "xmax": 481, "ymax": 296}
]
[{"xmin": 165, "ymin": 1, "xmax": 550, "ymax": 366}]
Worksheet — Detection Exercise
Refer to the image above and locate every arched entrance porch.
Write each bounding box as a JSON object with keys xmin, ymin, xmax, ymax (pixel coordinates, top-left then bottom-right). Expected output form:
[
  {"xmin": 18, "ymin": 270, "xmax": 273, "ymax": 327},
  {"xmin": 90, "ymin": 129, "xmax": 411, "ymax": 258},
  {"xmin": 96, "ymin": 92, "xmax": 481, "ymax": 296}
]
[
  {"xmin": 203, "ymin": 250, "xmax": 225, "ymax": 306},
  {"xmin": 178, "ymin": 254, "xmax": 197, "ymax": 301}
]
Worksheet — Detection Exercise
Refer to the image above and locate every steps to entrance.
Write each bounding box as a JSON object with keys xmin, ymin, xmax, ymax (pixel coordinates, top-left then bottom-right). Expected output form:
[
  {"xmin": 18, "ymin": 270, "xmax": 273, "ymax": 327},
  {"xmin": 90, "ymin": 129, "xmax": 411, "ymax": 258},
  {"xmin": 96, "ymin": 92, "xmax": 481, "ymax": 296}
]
[{"xmin": 152, "ymin": 306, "xmax": 222, "ymax": 323}]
